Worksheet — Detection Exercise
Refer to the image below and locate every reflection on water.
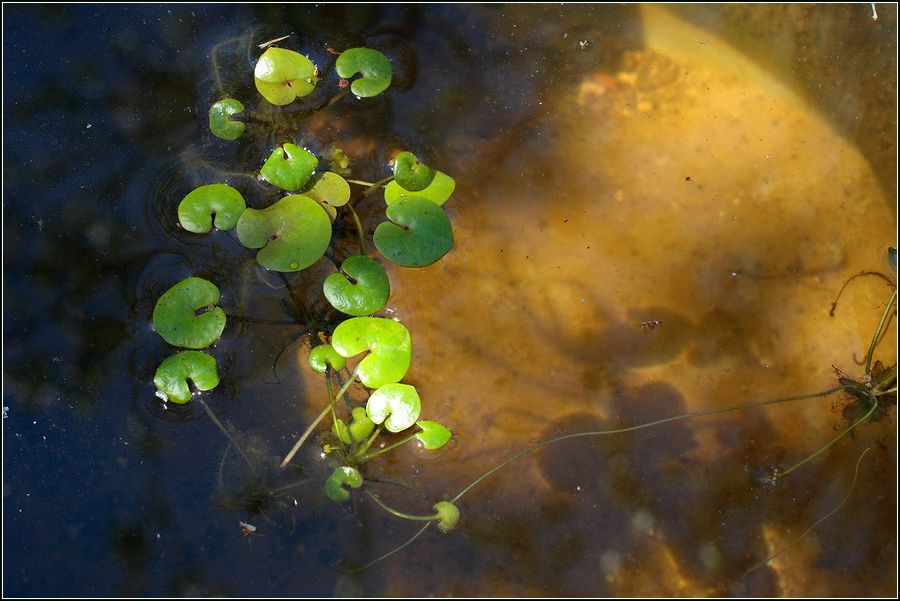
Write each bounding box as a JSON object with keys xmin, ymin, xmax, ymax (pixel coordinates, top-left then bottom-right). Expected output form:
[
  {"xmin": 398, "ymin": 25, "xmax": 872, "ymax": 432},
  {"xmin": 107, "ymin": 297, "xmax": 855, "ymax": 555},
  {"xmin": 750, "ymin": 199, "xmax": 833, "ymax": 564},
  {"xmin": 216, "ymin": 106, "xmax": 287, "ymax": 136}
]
[{"xmin": 4, "ymin": 4, "xmax": 895, "ymax": 597}]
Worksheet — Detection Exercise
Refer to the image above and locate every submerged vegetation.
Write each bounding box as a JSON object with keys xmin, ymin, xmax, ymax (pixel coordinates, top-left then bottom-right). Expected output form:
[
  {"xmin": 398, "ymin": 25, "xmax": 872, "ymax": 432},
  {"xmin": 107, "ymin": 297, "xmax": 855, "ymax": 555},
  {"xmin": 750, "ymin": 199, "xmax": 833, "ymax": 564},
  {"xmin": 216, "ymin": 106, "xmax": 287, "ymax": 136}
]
[{"xmin": 149, "ymin": 29, "xmax": 896, "ymax": 584}]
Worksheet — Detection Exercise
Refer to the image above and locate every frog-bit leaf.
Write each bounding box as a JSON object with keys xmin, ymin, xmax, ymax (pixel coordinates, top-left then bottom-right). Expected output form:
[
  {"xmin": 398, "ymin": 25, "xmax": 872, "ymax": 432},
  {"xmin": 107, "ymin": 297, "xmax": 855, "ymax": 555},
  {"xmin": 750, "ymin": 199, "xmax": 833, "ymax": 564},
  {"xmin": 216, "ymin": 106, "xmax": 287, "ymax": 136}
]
[
  {"xmin": 306, "ymin": 171, "xmax": 351, "ymax": 208},
  {"xmin": 325, "ymin": 466, "xmax": 363, "ymax": 502},
  {"xmin": 323, "ymin": 256, "xmax": 390, "ymax": 316},
  {"xmin": 178, "ymin": 184, "xmax": 246, "ymax": 234},
  {"xmin": 334, "ymin": 47, "xmax": 392, "ymax": 98},
  {"xmin": 366, "ymin": 383, "xmax": 421, "ymax": 433},
  {"xmin": 153, "ymin": 351, "xmax": 219, "ymax": 404},
  {"xmin": 392, "ymin": 151, "xmax": 435, "ymax": 192},
  {"xmin": 260, "ymin": 144, "xmax": 318, "ymax": 192},
  {"xmin": 374, "ymin": 196, "xmax": 453, "ymax": 268},
  {"xmin": 152, "ymin": 277, "xmax": 226, "ymax": 349},
  {"xmin": 255, "ymin": 47, "xmax": 317, "ymax": 105},
  {"xmin": 433, "ymin": 501, "xmax": 460, "ymax": 533},
  {"xmin": 414, "ymin": 420, "xmax": 452, "ymax": 450},
  {"xmin": 308, "ymin": 344, "xmax": 346, "ymax": 373},
  {"xmin": 331, "ymin": 317, "xmax": 412, "ymax": 389},
  {"xmin": 236, "ymin": 195, "xmax": 331, "ymax": 272},
  {"xmin": 384, "ymin": 170, "xmax": 456, "ymax": 206},
  {"xmin": 208, "ymin": 98, "xmax": 246, "ymax": 140}
]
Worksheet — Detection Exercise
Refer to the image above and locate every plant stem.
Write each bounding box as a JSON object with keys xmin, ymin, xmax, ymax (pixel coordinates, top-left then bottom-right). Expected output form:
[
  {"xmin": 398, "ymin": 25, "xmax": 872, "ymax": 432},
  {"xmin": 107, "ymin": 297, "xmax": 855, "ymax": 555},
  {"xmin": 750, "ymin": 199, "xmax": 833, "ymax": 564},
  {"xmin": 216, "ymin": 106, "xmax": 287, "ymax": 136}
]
[
  {"xmin": 775, "ymin": 398, "xmax": 878, "ymax": 480},
  {"xmin": 359, "ymin": 432, "xmax": 418, "ymax": 462},
  {"xmin": 199, "ymin": 399, "xmax": 256, "ymax": 474},
  {"xmin": 864, "ymin": 288, "xmax": 897, "ymax": 376},
  {"xmin": 450, "ymin": 386, "xmax": 853, "ymax": 504},
  {"xmin": 280, "ymin": 404, "xmax": 331, "ymax": 468},
  {"xmin": 345, "ymin": 523, "xmax": 432, "ymax": 574},
  {"xmin": 356, "ymin": 425, "xmax": 382, "ymax": 458},
  {"xmin": 227, "ymin": 314, "xmax": 300, "ymax": 325},
  {"xmin": 344, "ymin": 203, "xmax": 367, "ymax": 255},
  {"xmin": 346, "ymin": 179, "xmax": 376, "ymax": 186},
  {"xmin": 364, "ymin": 490, "xmax": 439, "ymax": 521}
]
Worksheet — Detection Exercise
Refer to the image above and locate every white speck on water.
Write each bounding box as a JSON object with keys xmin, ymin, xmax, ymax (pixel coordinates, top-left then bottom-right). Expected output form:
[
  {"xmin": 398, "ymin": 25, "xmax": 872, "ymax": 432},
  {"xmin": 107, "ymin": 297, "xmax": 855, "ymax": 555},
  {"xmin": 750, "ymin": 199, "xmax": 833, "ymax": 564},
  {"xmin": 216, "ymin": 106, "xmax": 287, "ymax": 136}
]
[
  {"xmin": 2, "ymin": 406, "xmax": 8, "ymax": 419},
  {"xmin": 86, "ymin": 123, "xmax": 92, "ymax": 129}
]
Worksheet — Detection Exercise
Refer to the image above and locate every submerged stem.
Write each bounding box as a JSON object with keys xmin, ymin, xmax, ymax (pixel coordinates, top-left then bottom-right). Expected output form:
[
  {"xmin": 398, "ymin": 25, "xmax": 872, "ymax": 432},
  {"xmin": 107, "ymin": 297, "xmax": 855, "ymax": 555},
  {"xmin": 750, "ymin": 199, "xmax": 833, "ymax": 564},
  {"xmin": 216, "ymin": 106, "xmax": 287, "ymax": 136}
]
[
  {"xmin": 359, "ymin": 432, "xmax": 417, "ymax": 462},
  {"xmin": 199, "ymin": 399, "xmax": 256, "ymax": 474},
  {"xmin": 345, "ymin": 203, "xmax": 367, "ymax": 255},
  {"xmin": 450, "ymin": 386, "xmax": 852, "ymax": 504},
  {"xmin": 280, "ymin": 404, "xmax": 331, "ymax": 468},
  {"xmin": 364, "ymin": 490, "xmax": 439, "ymax": 522},
  {"xmin": 864, "ymin": 289, "xmax": 897, "ymax": 376}
]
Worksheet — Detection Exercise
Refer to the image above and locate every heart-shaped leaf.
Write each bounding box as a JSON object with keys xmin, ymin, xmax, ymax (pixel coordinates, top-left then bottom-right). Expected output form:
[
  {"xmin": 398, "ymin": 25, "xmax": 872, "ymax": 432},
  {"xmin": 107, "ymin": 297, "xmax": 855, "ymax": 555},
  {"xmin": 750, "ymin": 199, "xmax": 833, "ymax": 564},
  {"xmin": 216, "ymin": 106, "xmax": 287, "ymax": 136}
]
[
  {"xmin": 392, "ymin": 151, "xmax": 435, "ymax": 192},
  {"xmin": 384, "ymin": 170, "xmax": 455, "ymax": 206},
  {"xmin": 334, "ymin": 47, "xmax": 392, "ymax": 98},
  {"xmin": 433, "ymin": 501, "xmax": 460, "ymax": 533},
  {"xmin": 152, "ymin": 277, "xmax": 226, "ymax": 349},
  {"xmin": 208, "ymin": 98, "xmax": 246, "ymax": 140},
  {"xmin": 254, "ymin": 47, "xmax": 317, "ymax": 105},
  {"xmin": 374, "ymin": 196, "xmax": 453, "ymax": 268},
  {"xmin": 323, "ymin": 256, "xmax": 390, "ymax": 316},
  {"xmin": 236, "ymin": 195, "xmax": 331, "ymax": 272},
  {"xmin": 178, "ymin": 184, "xmax": 246, "ymax": 234},
  {"xmin": 366, "ymin": 383, "xmax": 421, "ymax": 433},
  {"xmin": 324, "ymin": 466, "xmax": 363, "ymax": 502},
  {"xmin": 414, "ymin": 420, "xmax": 452, "ymax": 450},
  {"xmin": 308, "ymin": 344, "xmax": 347, "ymax": 373},
  {"xmin": 307, "ymin": 172, "xmax": 350, "ymax": 207},
  {"xmin": 153, "ymin": 350, "xmax": 219, "ymax": 404},
  {"xmin": 331, "ymin": 317, "xmax": 411, "ymax": 389},
  {"xmin": 260, "ymin": 144, "xmax": 318, "ymax": 192}
]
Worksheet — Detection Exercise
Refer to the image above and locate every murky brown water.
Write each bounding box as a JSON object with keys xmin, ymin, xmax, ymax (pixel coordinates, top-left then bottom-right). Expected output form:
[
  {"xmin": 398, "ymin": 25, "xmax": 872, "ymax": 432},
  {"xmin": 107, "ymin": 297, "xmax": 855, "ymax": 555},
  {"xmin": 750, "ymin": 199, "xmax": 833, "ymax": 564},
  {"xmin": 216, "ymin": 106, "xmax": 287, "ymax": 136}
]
[{"xmin": 310, "ymin": 6, "xmax": 896, "ymax": 596}]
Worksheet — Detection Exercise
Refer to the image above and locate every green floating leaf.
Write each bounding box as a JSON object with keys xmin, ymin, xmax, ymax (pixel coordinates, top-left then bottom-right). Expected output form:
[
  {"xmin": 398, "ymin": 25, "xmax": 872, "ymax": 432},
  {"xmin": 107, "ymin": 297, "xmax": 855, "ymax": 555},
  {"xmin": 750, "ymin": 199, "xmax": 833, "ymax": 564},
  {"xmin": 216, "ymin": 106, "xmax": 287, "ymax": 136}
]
[
  {"xmin": 152, "ymin": 277, "xmax": 226, "ymax": 349},
  {"xmin": 331, "ymin": 317, "xmax": 411, "ymax": 389},
  {"xmin": 208, "ymin": 98, "xmax": 246, "ymax": 140},
  {"xmin": 366, "ymin": 383, "xmax": 421, "ymax": 433},
  {"xmin": 307, "ymin": 172, "xmax": 351, "ymax": 207},
  {"xmin": 324, "ymin": 256, "xmax": 390, "ymax": 317},
  {"xmin": 255, "ymin": 47, "xmax": 317, "ymax": 105},
  {"xmin": 335, "ymin": 47, "xmax": 392, "ymax": 98},
  {"xmin": 260, "ymin": 144, "xmax": 318, "ymax": 192},
  {"xmin": 153, "ymin": 351, "xmax": 219, "ymax": 404},
  {"xmin": 308, "ymin": 344, "xmax": 346, "ymax": 373},
  {"xmin": 178, "ymin": 184, "xmax": 246, "ymax": 234},
  {"xmin": 330, "ymin": 147, "xmax": 351, "ymax": 176},
  {"xmin": 414, "ymin": 420, "xmax": 452, "ymax": 450},
  {"xmin": 334, "ymin": 407, "xmax": 375, "ymax": 444},
  {"xmin": 433, "ymin": 501, "xmax": 460, "ymax": 533},
  {"xmin": 236, "ymin": 195, "xmax": 331, "ymax": 272},
  {"xmin": 374, "ymin": 196, "xmax": 453, "ymax": 268},
  {"xmin": 384, "ymin": 170, "xmax": 455, "ymax": 207},
  {"xmin": 392, "ymin": 151, "xmax": 435, "ymax": 192},
  {"xmin": 325, "ymin": 466, "xmax": 363, "ymax": 502}
]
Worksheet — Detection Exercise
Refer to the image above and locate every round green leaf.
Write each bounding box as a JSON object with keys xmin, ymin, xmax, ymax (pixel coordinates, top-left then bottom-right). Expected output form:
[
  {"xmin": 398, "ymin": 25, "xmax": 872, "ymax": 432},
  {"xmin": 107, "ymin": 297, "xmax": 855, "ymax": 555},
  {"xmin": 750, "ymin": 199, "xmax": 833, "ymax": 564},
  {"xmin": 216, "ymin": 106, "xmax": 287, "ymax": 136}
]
[
  {"xmin": 208, "ymin": 98, "xmax": 246, "ymax": 140},
  {"xmin": 374, "ymin": 196, "xmax": 453, "ymax": 268},
  {"xmin": 178, "ymin": 184, "xmax": 246, "ymax": 234},
  {"xmin": 260, "ymin": 144, "xmax": 318, "ymax": 192},
  {"xmin": 236, "ymin": 195, "xmax": 331, "ymax": 272},
  {"xmin": 308, "ymin": 344, "xmax": 346, "ymax": 373},
  {"xmin": 384, "ymin": 170, "xmax": 455, "ymax": 206},
  {"xmin": 392, "ymin": 151, "xmax": 435, "ymax": 191},
  {"xmin": 433, "ymin": 501, "xmax": 460, "ymax": 533},
  {"xmin": 255, "ymin": 47, "xmax": 317, "ymax": 105},
  {"xmin": 331, "ymin": 317, "xmax": 411, "ymax": 389},
  {"xmin": 325, "ymin": 466, "xmax": 363, "ymax": 502},
  {"xmin": 335, "ymin": 47, "xmax": 392, "ymax": 98},
  {"xmin": 307, "ymin": 172, "xmax": 351, "ymax": 208},
  {"xmin": 152, "ymin": 277, "xmax": 226, "ymax": 349},
  {"xmin": 348, "ymin": 406, "xmax": 375, "ymax": 442},
  {"xmin": 153, "ymin": 351, "xmax": 219, "ymax": 404},
  {"xmin": 414, "ymin": 420, "xmax": 452, "ymax": 450},
  {"xmin": 323, "ymin": 256, "xmax": 390, "ymax": 316},
  {"xmin": 366, "ymin": 383, "xmax": 421, "ymax": 433}
]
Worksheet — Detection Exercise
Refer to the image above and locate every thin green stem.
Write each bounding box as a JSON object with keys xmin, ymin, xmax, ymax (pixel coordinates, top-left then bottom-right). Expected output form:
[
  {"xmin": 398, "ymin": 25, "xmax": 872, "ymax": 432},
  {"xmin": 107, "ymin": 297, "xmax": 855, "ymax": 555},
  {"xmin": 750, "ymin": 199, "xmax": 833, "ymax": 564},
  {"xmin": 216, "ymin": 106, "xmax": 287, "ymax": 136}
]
[
  {"xmin": 325, "ymin": 87, "xmax": 351, "ymax": 108},
  {"xmin": 450, "ymin": 386, "xmax": 852, "ymax": 504},
  {"xmin": 199, "ymin": 399, "xmax": 256, "ymax": 474},
  {"xmin": 356, "ymin": 425, "xmax": 382, "ymax": 458},
  {"xmin": 280, "ymin": 404, "xmax": 331, "ymax": 468},
  {"xmin": 775, "ymin": 397, "xmax": 878, "ymax": 480},
  {"xmin": 346, "ymin": 179, "xmax": 376, "ymax": 186},
  {"xmin": 344, "ymin": 523, "xmax": 432, "ymax": 574},
  {"xmin": 742, "ymin": 446, "xmax": 872, "ymax": 578},
  {"xmin": 364, "ymin": 490, "xmax": 439, "ymax": 522},
  {"xmin": 359, "ymin": 432, "xmax": 418, "ymax": 462},
  {"xmin": 272, "ymin": 478, "xmax": 316, "ymax": 495},
  {"xmin": 865, "ymin": 288, "xmax": 897, "ymax": 376},
  {"xmin": 345, "ymin": 203, "xmax": 367, "ymax": 255}
]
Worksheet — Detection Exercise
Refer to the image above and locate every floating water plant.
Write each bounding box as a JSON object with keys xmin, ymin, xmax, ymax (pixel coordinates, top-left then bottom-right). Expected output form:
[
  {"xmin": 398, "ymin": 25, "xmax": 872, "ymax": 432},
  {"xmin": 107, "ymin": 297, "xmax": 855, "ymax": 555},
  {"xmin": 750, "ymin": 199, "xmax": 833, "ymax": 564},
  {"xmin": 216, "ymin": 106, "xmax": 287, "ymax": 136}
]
[
  {"xmin": 392, "ymin": 151, "xmax": 435, "ymax": 191},
  {"xmin": 306, "ymin": 171, "xmax": 351, "ymax": 220},
  {"xmin": 154, "ymin": 350, "xmax": 219, "ymax": 404},
  {"xmin": 334, "ymin": 47, "xmax": 392, "ymax": 98},
  {"xmin": 259, "ymin": 144, "xmax": 318, "ymax": 192},
  {"xmin": 323, "ymin": 256, "xmax": 390, "ymax": 316},
  {"xmin": 236, "ymin": 195, "xmax": 331, "ymax": 272},
  {"xmin": 208, "ymin": 97, "xmax": 246, "ymax": 140},
  {"xmin": 152, "ymin": 276, "xmax": 226, "ymax": 349},
  {"xmin": 330, "ymin": 317, "xmax": 412, "ymax": 388},
  {"xmin": 254, "ymin": 47, "xmax": 317, "ymax": 105},
  {"xmin": 374, "ymin": 196, "xmax": 454, "ymax": 267},
  {"xmin": 178, "ymin": 184, "xmax": 246, "ymax": 233},
  {"xmin": 384, "ymin": 170, "xmax": 455, "ymax": 206}
]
